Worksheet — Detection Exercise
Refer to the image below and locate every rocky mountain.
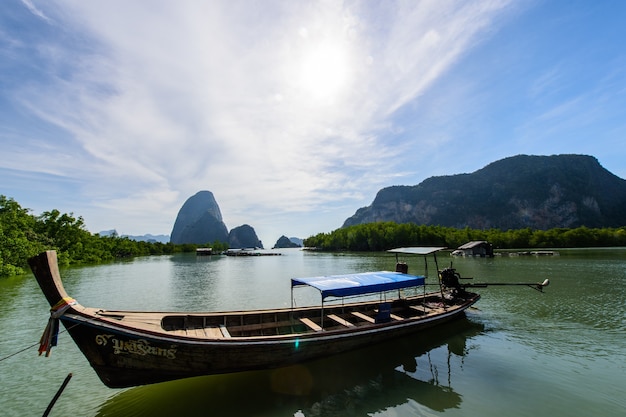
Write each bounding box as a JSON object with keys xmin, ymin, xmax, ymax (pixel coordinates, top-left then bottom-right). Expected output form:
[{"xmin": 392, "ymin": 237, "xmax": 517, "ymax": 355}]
[
  {"xmin": 170, "ymin": 191, "xmax": 229, "ymax": 244},
  {"xmin": 343, "ymin": 154, "xmax": 626, "ymax": 230},
  {"xmin": 98, "ymin": 229, "xmax": 118, "ymax": 238},
  {"xmin": 228, "ymin": 224, "xmax": 263, "ymax": 249},
  {"xmin": 98, "ymin": 230, "xmax": 169, "ymax": 243},
  {"xmin": 273, "ymin": 235, "xmax": 302, "ymax": 249},
  {"xmin": 288, "ymin": 237, "xmax": 304, "ymax": 246}
]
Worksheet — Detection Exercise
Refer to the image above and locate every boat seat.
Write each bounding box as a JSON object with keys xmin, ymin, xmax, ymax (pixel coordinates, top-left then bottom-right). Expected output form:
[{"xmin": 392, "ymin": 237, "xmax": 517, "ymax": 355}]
[
  {"xmin": 219, "ymin": 324, "xmax": 232, "ymax": 338},
  {"xmin": 299, "ymin": 317, "xmax": 323, "ymax": 332},
  {"xmin": 327, "ymin": 314, "xmax": 355, "ymax": 328},
  {"xmin": 351, "ymin": 311, "xmax": 375, "ymax": 323}
]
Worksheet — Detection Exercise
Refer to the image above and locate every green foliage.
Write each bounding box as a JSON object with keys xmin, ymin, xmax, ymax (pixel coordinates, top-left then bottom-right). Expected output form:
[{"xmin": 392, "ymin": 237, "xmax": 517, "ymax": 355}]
[
  {"xmin": 4, "ymin": 193, "xmax": 624, "ymax": 277},
  {"xmin": 0, "ymin": 196, "xmax": 46, "ymax": 276},
  {"xmin": 0, "ymin": 195, "xmax": 229, "ymax": 277},
  {"xmin": 304, "ymin": 221, "xmax": 626, "ymax": 252}
]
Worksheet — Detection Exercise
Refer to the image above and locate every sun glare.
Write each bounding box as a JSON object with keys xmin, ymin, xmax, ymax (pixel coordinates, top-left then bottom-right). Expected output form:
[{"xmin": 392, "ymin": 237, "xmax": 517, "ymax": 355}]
[{"xmin": 299, "ymin": 42, "xmax": 350, "ymax": 102}]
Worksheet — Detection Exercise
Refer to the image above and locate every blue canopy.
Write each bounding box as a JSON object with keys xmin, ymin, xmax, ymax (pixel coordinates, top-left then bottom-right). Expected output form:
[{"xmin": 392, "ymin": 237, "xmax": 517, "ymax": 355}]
[{"xmin": 291, "ymin": 271, "xmax": 426, "ymax": 300}]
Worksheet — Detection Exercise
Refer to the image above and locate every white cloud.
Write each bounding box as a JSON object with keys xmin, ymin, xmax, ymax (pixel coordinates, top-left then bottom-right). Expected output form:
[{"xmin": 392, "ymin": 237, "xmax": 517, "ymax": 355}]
[
  {"xmin": 9, "ymin": 0, "xmax": 515, "ymax": 239},
  {"xmin": 20, "ymin": 0, "xmax": 50, "ymax": 22}
]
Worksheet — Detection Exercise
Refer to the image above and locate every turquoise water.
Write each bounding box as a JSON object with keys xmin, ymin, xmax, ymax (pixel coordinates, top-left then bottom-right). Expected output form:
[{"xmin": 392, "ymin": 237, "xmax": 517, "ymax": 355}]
[{"xmin": 0, "ymin": 248, "xmax": 624, "ymax": 416}]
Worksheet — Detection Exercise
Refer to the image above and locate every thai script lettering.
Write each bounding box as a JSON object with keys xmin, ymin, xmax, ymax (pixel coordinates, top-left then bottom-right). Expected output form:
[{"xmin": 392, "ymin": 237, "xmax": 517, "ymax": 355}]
[{"xmin": 95, "ymin": 334, "xmax": 177, "ymax": 359}]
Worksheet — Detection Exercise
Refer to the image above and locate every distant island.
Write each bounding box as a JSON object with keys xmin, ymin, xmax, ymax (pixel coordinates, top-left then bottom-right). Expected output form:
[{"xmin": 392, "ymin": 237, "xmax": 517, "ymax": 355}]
[
  {"xmin": 99, "ymin": 230, "xmax": 170, "ymax": 243},
  {"xmin": 273, "ymin": 236, "xmax": 302, "ymax": 249}
]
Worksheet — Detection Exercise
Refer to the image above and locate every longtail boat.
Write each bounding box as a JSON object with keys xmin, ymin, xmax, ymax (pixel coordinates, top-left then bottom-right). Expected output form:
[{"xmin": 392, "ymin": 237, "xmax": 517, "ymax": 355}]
[{"xmin": 29, "ymin": 247, "xmax": 548, "ymax": 388}]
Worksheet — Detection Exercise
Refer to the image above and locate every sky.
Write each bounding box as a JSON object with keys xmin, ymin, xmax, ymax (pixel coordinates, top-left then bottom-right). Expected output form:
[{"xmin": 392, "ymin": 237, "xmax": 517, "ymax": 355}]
[{"xmin": 2, "ymin": 1, "xmax": 626, "ymax": 245}]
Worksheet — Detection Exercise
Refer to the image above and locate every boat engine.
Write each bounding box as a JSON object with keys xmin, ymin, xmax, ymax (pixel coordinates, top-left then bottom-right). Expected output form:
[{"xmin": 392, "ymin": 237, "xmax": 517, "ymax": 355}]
[
  {"xmin": 395, "ymin": 262, "xmax": 408, "ymax": 274},
  {"xmin": 440, "ymin": 267, "xmax": 463, "ymax": 291}
]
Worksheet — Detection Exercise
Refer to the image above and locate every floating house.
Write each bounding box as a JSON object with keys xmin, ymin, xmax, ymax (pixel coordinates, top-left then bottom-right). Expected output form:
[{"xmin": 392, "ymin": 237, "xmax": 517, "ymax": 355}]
[
  {"xmin": 453, "ymin": 241, "xmax": 494, "ymax": 257},
  {"xmin": 196, "ymin": 248, "xmax": 213, "ymax": 256}
]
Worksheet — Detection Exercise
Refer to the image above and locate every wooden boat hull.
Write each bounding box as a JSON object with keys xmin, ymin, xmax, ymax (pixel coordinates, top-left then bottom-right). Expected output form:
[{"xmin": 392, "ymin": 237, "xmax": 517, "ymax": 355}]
[
  {"xmin": 60, "ymin": 302, "xmax": 475, "ymax": 387},
  {"xmin": 29, "ymin": 250, "xmax": 479, "ymax": 388}
]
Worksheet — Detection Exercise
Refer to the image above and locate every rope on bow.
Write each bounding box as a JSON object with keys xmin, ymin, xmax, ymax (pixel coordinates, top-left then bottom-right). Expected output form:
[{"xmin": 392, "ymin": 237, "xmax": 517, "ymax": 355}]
[{"xmin": 39, "ymin": 297, "xmax": 77, "ymax": 357}]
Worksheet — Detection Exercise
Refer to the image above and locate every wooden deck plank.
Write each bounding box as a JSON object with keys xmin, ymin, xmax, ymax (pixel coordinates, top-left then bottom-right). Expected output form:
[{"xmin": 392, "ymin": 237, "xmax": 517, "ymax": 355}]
[
  {"xmin": 299, "ymin": 317, "xmax": 323, "ymax": 332},
  {"xmin": 99, "ymin": 318, "xmax": 165, "ymax": 333},
  {"xmin": 229, "ymin": 319, "xmax": 293, "ymax": 332},
  {"xmin": 167, "ymin": 329, "xmax": 189, "ymax": 336},
  {"xmin": 189, "ymin": 328, "xmax": 207, "ymax": 338},
  {"xmin": 164, "ymin": 326, "xmax": 227, "ymax": 339},
  {"xmin": 327, "ymin": 314, "xmax": 355, "ymax": 328},
  {"xmin": 205, "ymin": 327, "xmax": 223, "ymax": 338},
  {"xmin": 351, "ymin": 311, "xmax": 375, "ymax": 323},
  {"xmin": 410, "ymin": 305, "xmax": 445, "ymax": 314},
  {"xmin": 97, "ymin": 311, "xmax": 163, "ymax": 326}
]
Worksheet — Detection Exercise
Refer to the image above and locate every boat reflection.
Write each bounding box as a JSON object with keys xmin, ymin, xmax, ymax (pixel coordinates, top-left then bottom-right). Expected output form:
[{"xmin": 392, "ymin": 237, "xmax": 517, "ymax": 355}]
[{"xmin": 96, "ymin": 317, "xmax": 483, "ymax": 417}]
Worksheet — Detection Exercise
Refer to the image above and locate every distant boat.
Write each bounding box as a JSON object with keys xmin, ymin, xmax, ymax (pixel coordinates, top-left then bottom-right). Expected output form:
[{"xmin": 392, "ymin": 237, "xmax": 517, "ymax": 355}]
[
  {"xmin": 29, "ymin": 247, "xmax": 547, "ymax": 388},
  {"xmin": 223, "ymin": 248, "xmax": 281, "ymax": 256},
  {"xmin": 530, "ymin": 251, "xmax": 560, "ymax": 256}
]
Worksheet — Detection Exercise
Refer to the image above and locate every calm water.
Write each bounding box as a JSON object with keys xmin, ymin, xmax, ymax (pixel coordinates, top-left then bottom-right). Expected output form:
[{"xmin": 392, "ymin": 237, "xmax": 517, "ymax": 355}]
[{"xmin": 1, "ymin": 248, "xmax": 624, "ymax": 417}]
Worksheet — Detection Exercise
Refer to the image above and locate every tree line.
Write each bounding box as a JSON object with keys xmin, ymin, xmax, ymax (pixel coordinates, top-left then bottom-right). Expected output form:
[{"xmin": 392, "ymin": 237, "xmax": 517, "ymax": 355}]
[
  {"xmin": 3, "ymin": 195, "xmax": 625, "ymax": 277},
  {"xmin": 0, "ymin": 196, "xmax": 227, "ymax": 277},
  {"xmin": 303, "ymin": 221, "xmax": 626, "ymax": 251}
]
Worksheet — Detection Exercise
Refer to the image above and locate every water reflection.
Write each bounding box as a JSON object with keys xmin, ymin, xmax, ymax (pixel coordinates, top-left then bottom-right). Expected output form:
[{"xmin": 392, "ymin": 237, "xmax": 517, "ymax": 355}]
[
  {"xmin": 168, "ymin": 253, "xmax": 224, "ymax": 309},
  {"xmin": 96, "ymin": 318, "xmax": 483, "ymax": 417}
]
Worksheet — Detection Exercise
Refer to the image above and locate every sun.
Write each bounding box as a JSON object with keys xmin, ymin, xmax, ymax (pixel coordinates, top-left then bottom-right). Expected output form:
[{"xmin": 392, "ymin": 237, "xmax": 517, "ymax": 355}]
[{"xmin": 298, "ymin": 42, "xmax": 350, "ymax": 102}]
